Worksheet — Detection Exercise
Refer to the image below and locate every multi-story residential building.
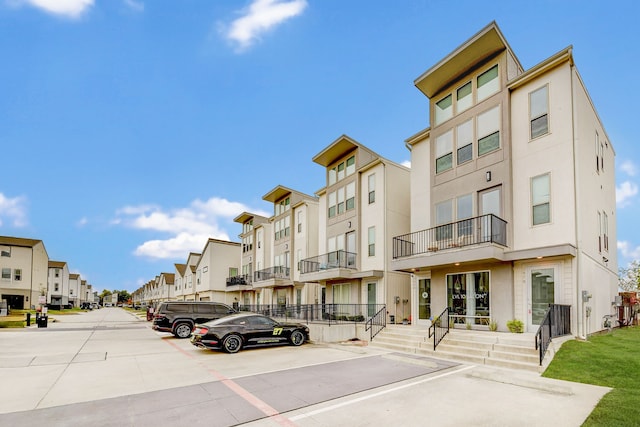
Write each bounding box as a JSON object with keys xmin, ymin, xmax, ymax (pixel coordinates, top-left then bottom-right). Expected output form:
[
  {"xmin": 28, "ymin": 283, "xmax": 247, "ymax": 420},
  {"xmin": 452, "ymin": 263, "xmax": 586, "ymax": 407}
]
[
  {"xmin": 69, "ymin": 273, "xmax": 81, "ymax": 307},
  {"xmin": 173, "ymin": 263, "xmax": 187, "ymax": 301},
  {"xmin": 300, "ymin": 135, "xmax": 411, "ymax": 322},
  {"xmin": 391, "ymin": 22, "xmax": 617, "ymax": 337},
  {"xmin": 231, "ymin": 212, "xmax": 271, "ymax": 306},
  {"xmin": 156, "ymin": 272, "xmax": 175, "ymax": 302},
  {"xmin": 80, "ymin": 279, "xmax": 88, "ymax": 304},
  {"xmin": 255, "ymin": 186, "xmax": 319, "ymax": 308},
  {"xmin": 193, "ymin": 238, "xmax": 241, "ymax": 305},
  {"xmin": 181, "ymin": 253, "xmax": 201, "ymax": 301},
  {"xmin": 47, "ymin": 261, "xmax": 70, "ymax": 308},
  {"xmin": 0, "ymin": 236, "xmax": 49, "ymax": 310}
]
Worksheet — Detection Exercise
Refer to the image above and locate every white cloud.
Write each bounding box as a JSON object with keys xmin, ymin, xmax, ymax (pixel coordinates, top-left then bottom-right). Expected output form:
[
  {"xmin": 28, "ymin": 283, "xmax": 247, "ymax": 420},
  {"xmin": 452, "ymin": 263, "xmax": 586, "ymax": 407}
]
[
  {"xmin": 123, "ymin": 0, "xmax": 143, "ymax": 12},
  {"xmin": 76, "ymin": 217, "xmax": 88, "ymax": 227},
  {"xmin": 115, "ymin": 197, "xmax": 269, "ymax": 260},
  {"xmin": 0, "ymin": 193, "xmax": 28, "ymax": 227},
  {"xmin": 618, "ymin": 240, "xmax": 640, "ymax": 260},
  {"xmin": 620, "ymin": 160, "xmax": 637, "ymax": 177},
  {"xmin": 616, "ymin": 181, "xmax": 638, "ymax": 207},
  {"xmin": 222, "ymin": 0, "xmax": 307, "ymax": 52},
  {"xmin": 11, "ymin": 0, "xmax": 94, "ymax": 18}
]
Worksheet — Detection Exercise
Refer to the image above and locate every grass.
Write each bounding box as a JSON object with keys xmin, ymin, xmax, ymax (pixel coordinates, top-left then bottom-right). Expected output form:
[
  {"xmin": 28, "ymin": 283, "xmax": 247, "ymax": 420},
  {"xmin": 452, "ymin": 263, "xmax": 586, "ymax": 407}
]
[
  {"xmin": 543, "ymin": 326, "xmax": 640, "ymax": 426},
  {"xmin": 0, "ymin": 307, "xmax": 86, "ymax": 328}
]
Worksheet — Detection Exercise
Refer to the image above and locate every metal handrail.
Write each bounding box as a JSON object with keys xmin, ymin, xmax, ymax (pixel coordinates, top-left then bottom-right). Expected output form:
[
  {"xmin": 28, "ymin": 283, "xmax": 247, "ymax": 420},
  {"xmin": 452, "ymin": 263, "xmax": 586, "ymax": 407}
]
[
  {"xmin": 365, "ymin": 305, "xmax": 387, "ymax": 341},
  {"xmin": 428, "ymin": 307, "xmax": 450, "ymax": 351},
  {"xmin": 535, "ymin": 304, "xmax": 571, "ymax": 365},
  {"xmin": 393, "ymin": 214, "xmax": 507, "ymax": 259},
  {"xmin": 300, "ymin": 250, "xmax": 357, "ymax": 273}
]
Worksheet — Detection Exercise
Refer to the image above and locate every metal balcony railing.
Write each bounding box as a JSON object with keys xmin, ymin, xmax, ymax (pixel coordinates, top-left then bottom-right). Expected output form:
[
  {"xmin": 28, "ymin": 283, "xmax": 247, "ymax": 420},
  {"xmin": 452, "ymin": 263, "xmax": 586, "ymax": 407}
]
[
  {"xmin": 253, "ymin": 266, "xmax": 290, "ymax": 282},
  {"xmin": 226, "ymin": 275, "xmax": 251, "ymax": 286},
  {"xmin": 393, "ymin": 214, "xmax": 507, "ymax": 259},
  {"xmin": 300, "ymin": 250, "xmax": 357, "ymax": 274}
]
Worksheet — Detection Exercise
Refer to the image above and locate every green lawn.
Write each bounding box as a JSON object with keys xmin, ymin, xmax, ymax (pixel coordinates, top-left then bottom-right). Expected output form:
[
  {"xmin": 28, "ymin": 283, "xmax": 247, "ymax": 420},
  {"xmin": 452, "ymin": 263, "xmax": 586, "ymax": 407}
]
[{"xmin": 543, "ymin": 326, "xmax": 640, "ymax": 427}]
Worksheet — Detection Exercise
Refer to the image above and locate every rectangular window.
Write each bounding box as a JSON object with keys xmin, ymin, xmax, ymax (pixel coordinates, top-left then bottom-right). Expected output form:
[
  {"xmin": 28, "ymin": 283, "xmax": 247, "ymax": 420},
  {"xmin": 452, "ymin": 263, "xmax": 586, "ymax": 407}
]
[
  {"xmin": 368, "ymin": 174, "xmax": 375, "ymax": 204},
  {"xmin": 595, "ymin": 132, "xmax": 600, "ymax": 172},
  {"xmin": 55, "ymin": 283, "xmax": 59, "ymax": 292},
  {"xmin": 328, "ymin": 191, "xmax": 336, "ymax": 218},
  {"xmin": 477, "ymin": 65, "xmax": 499, "ymax": 101},
  {"xmin": 477, "ymin": 106, "xmax": 500, "ymax": 156},
  {"xmin": 346, "ymin": 155, "xmax": 355, "ymax": 176},
  {"xmin": 337, "ymin": 187, "xmax": 345, "ymax": 214},
  {"xmin": 530, "ymin": 85, "xmax": 549, "ymax": 138},
  {"xmin": 337, "ymin": 162, "xmax": 345, "ymax": 181},
  {"xmin": 456, "ymin": 119, "xmax": 473, "ymax": 165},
  {"xmin": 275, "ymin": 220, "xmax": 281, "ymax": 240},
  {"xmin": 297, "ymin": 211, "xmax": 303, "ymax": 233},
  {"xmin": 457, "ymin": 194, "xmax": 473, "ymax": 237},
  {"xmin": 0, "ymin": 246, "xmax": 10, "ymax": 257},
  {"xmin": 229, "ymin": 267, "xmax": 238, "ymax": 277},
  {"xmin": 284, "ymin": 216, "xmax": 290, "ymax": 237},
  {"xmin": 14, "ymin": 269, "xmax": 22, "ymax": 281},
  {"xmin": 532, "ymin": 174, "xmax": 551, "ymax": 225},
  {"xmin": 434, "ymin": 94, "xmax": 453, "ymax": 125},
  {"xmin": 598, "ymin": 211, "xmax": 602, "ymax": 252},
  {"xmin": 329, "ymin": 168, "xmax": 337, "ymax": 185},
  {"xmin": 55, "ymin": 268, "xmax": 60, "ymax": 278},
  {"xmin": 603, "ymin": 212, "xmax": 609, "ymax": 251},
  {"xmin": 368, "ymin": 226, "xmax": 375, "ymax": 256},
  {"xmin": 435, "ymin": 129, "xmax": 453, "ymax": 173},
  {"xmin": 456, "ymin": 81, "xmax": 472, "ymax": 112},
  {"xmin": 436, "ymin": 200, "xmax": 453, "ymax": 241},
  {"xmin": 346, "ymin": 182, "xmax": 355, "ymax": 210},
  {"xmin": 1, "ymin": 268, "xmax": 10, "ymax": 280},
  {"xmin": 447, "ymin": 271, "xmax": 490, "ymax": 325}
]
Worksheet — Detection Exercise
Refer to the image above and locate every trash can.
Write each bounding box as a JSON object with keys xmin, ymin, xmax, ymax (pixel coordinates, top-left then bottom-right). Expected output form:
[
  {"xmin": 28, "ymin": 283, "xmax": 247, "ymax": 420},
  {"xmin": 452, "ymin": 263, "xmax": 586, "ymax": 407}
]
[
  {"xmin": 26, "ymin": 313, "xmax": 31, "ymax": 326},
  {"xmin": 37, "ymin": 314, "xmax": 48, "ymax": 328}
]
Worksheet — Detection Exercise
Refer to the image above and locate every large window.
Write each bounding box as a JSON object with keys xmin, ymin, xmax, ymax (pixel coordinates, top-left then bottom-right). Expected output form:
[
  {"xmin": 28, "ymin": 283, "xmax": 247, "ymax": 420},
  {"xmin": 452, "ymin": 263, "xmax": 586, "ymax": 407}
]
[
  {"xmin": 456, "ymin": 194, "xmax": 473, "ymax": 238},
  {"xmin": 368, "ymin": 174, "xmax": 375, "ymax": 204},
  {"xmin": 435, "ymin": 129, "xmax": 453, "ymax": 173},
  {"xmin": 1, "ymin": 268, "xmax": 10, "ymax": 280},
  {"xmin": 435, "ymin": 200, "xmax": 453, "ymax": 241},
  {"xmin": 477, "ymin": 105, "xmax": 500, "ymax": 156},
  {"xmin": 346, "ymin": 182, "xmax": 355, "ymax": 210},
  {"xmin": 532, "ymin": 173, "xmax": 550, "ymax": 225},
  {"xmin": 328, "ymin": 191, "xmax": 336, "ymax": 218},
  {"xmin": 530, "ymin": 85, "xmax": 549, "ymax": 139},
  {"xmin": 14, "ymin": 269, "xmax": 22, "ymax": 281},
  {"xmin": 447, "ymin": 271, "xmax": 490, "ymax": 325},
  {"xmin": 328, "ymin": 155, "xmax": 356, "ymax": 186},
  {"xmin": 456, "ymin": 82, "xmax": 472, "ymax": 113},
  {"xmin": 435, "ymin": 94, "xmax": 453, "ymax": 125},
  {"xmin": 477, "ymin": 65, "xmax": 499, "ymax": 101},
  {"xmin": 456, "ymin": 119, "xmax": 473, "ymax": 165},
  {"xmin": 333, "ymin": 284, "xmax": 351, "ymax": 304},
  {"xmin": 368, "ymin": 226, "xmax": 376, "ymax": 256}
]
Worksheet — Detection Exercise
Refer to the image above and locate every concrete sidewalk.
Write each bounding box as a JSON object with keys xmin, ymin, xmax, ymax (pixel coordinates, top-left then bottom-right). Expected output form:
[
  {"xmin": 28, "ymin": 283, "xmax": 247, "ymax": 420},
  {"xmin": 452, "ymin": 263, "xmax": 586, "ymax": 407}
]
[{"xmin": 0, "ymin": 308, "xmax": 610, "ymax": 426}]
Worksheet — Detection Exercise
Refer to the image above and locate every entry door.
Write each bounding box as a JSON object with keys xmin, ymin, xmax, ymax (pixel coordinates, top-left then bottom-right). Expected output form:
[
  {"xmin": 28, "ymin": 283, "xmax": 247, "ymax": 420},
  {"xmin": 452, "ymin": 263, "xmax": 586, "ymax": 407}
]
[
  {"xmin": 527, "ymin": 266, "xmax": 558, "ymax": 332},
  {"xmin": 346, "ymin": 231, "xmax": 356, "ymax": 268},
  {"xmin": 479, "ymin": 186, "xmax": 502, "ymax": 242},
  {"xmin": 367, "ymin": 282, "xmax": 376, "ymax": 317},
  {"xmin": 418, "ymin": 278, "xmax": 431, "ymax": 325}
]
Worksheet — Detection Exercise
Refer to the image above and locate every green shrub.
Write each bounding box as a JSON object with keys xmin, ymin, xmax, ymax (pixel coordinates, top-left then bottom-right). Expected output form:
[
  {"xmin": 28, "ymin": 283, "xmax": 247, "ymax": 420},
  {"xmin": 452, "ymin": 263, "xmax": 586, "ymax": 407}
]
[
  {"xmin": 506, "ymin": 319, "xmax": 524, "ymax": 333},
  {"xmin": 489, "ymin": 320, "xmax": 498, "ymax": 331}
]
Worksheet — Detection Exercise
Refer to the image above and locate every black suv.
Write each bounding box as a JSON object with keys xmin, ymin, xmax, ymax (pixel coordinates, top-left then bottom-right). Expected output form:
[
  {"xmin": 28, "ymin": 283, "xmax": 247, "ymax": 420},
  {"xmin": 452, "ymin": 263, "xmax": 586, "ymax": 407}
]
[{"xmin": 152, "ymin": 302, "xmax": 236, "ymax": 338}]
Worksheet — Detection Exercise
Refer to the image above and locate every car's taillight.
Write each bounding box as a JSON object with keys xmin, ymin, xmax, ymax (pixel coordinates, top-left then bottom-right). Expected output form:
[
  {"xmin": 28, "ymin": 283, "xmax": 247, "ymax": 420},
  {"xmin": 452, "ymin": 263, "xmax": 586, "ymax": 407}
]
[{"xmin": 193, "ymin": 327, "xmax": 208, "ymax": 335}]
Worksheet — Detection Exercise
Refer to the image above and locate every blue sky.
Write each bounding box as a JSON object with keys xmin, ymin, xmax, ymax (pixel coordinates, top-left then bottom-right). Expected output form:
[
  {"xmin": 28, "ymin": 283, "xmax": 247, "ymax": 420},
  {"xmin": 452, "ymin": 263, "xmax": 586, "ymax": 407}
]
[{"xmin": 1, "ymin": 0, "xmax": 638, "ymax": 294}]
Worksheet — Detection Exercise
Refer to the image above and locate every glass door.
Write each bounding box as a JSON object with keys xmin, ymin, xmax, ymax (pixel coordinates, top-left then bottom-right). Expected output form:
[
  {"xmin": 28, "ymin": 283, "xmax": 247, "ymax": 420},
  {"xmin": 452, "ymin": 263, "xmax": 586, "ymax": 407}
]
[
  {"xmin": 418, "ymin": 278, "xmax": 431, "ymax": 324},
  {"xmin": 479, "ymin": 186, "xmax": 502, "ymax": 242},
  {"xmin": 529, "ymin": 267, "xmax": 555, "ymax": 331},
  {"xmin": 367, "ymin": 282, "xmax": 376, "ymax": 317}
]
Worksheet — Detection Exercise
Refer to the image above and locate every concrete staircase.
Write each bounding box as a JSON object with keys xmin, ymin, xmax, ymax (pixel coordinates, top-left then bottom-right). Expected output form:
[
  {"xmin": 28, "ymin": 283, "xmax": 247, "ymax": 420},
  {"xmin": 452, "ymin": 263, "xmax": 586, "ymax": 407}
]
[{"xmin": 369, "ymin": 325, "xmax": 546, "ymax": 373}]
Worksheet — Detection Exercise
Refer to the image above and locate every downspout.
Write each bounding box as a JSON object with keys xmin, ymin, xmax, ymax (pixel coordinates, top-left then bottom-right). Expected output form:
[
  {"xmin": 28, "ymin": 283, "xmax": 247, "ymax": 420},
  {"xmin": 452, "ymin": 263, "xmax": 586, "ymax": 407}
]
[{"xmin": 569, "ymin": 50, "xmax": 584, "ymax": 339}]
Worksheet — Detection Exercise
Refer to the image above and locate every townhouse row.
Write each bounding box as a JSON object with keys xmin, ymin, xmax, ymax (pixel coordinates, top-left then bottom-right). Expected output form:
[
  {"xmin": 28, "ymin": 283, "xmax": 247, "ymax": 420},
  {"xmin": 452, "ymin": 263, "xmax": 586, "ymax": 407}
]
[
  {"xmin": 0, "ymin": 236, "xmax": 98, "ymax": 310},
  {"xmin": 134, "ymin": 22, "xmax": 618, "ymax": 337}
]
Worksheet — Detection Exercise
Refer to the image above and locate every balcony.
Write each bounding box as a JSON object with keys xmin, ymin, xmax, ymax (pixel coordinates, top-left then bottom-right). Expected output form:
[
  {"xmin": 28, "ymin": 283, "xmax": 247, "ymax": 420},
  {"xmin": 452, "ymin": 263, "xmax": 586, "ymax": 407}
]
[
  {"xmin": 393, "ymin": 214, "xmax": 507, "ymax": 259},
  {"xmin": 254, "ymin": 266, "xmax": 290, "ymax": 282},
  {"xmin": 300, "ymin": 250, "xmax": 357, "ymax": 274},
  {"xmin": 226, "ymin": 275, "xmax": 251, "ymax": 287}
]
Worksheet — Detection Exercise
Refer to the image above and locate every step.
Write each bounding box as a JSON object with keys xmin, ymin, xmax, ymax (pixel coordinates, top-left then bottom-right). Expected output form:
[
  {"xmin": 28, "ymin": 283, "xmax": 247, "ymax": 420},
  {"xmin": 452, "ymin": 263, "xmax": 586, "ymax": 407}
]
[
  {"xmin": 484, "ymin": 357, "xmax": 542, "ymax": 373},
  {"xmin": 493, "ymin": 343, "xmax": 538, "ymax": 355},
  {"xmin": 373, "ymin": 335, "xmax": 425, "ymax": 347},
  {"xmin": 436, "ymin": 343, "xmax": 489, "ymax": 357},
  {"xmin": 440, "ymin": 338, "xmax": 494, "ymax": 351},
  {"xmin": 489, "ymin": 350, "xmax": 539, "ymax": 364}
]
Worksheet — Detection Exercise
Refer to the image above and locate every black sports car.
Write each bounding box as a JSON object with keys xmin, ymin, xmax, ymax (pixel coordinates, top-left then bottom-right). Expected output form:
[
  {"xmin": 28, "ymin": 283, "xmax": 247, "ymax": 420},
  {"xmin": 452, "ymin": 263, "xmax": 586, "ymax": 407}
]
[{"xmin": 190, "ymin": 312, "xmax": 309, "ymax": 353}]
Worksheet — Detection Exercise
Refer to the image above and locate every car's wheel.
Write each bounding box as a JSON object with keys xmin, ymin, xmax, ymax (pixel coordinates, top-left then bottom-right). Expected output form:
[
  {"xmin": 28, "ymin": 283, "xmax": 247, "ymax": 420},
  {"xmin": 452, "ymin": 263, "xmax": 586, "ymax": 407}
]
[
  {"xmin": 290, "ymin": 330, "xmax": 305, "ymax": 346},
  {"xmin": 223, "ymin": 334, "xmax": 243, "ymax": 353},
  {"xmin": 173, "ymin": 322, "xmax": 192, "ymax": 339}
]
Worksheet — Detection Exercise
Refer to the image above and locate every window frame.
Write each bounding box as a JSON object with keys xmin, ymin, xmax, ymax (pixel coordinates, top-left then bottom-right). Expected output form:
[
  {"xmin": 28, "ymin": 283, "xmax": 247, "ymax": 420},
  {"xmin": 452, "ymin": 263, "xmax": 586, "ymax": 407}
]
[
  {"xmin": 529, "ymin": 85, "xmax": 549, "ymax": 139},
  {"xmin": 531, "ymin": 173, "xmax": 551, "ymax": 226},
  {"xmin": 368, "ymin": 226, "xmax": 376, "ymax": 257}
]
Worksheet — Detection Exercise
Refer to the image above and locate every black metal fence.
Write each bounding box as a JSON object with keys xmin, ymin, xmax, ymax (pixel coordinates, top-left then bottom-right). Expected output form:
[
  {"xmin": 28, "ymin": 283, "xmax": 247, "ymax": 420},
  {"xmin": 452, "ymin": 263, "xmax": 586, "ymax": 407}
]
[
  {"xmin": 226, "ymin": 275, "xmax": 251, "ymax": 286},
  {"xmin": 238, "ymin": 303, "xmax": 386, "ymax": 326},
  {"xmin": 393, "ymin": 214, "xmax": 507, "ymax": 259},
  {"xmin": 428, "ymin": 307, "xmax": 450, "ymax": 351},
  {"xmin": 300, "ymin": 250, "xmax": 357, "ymax": 274},
  {"xmin": 535, "ymin": 304, "xmax": 571, "ymax": 365},
  {"xmin": 253, "ymin": 266, "xmax": 290, "ymax": 281}
]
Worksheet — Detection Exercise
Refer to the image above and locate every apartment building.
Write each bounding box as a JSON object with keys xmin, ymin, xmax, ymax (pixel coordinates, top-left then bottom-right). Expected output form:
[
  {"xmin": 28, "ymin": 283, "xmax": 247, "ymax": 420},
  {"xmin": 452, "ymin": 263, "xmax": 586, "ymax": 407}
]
[
  {"xmin": 300, "ymin": 135, "xmax": 411, "ymax": 321},
  {"xmin": 0, "ymin": 236, "xmax": 49, "ymax": 310},
  {"xmin": 156, "ymin": 272, "xmax": 175, "ymax": 302},
  {"xmin": 252, "ymin": 186, "xmax": 319, "ymax": 308},
  {"xmin": 181, "ymin": 253, "xmax": 201, "ymax": 301},
  {"xmin": 69, "ymin": 273, "xmax": 81, "ymax": 307},
  {"xmin": 47, "ymin": 261, "xmax": 70, "ymax": 309},
  {"xmin": 391, "ymin": 22, "xmax": 617, "ymax": 337},
  {"xmin": 231, "ymin": 212, "xmax": 270, "ymax": 306},
  {"xmin": 193, "ymin": 238, "xmax": 241, "ymax": 305},
  {"xmin": 173, "ymin": 263, "xmax": 187, "ymax": 301}
]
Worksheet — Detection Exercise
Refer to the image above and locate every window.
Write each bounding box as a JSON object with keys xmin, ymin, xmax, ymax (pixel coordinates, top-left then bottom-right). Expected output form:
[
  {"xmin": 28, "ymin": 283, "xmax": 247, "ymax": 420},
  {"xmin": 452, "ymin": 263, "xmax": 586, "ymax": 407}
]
[
  {"xmin": 0, "ymin": 246, "xmax": 10, "ymax": 257},
  {"xmin": 328, "ymin": 191, "xmax": 336, "ymax": 218},
  {"xmin": 337, "ymin": 188, "xmax": 345, "ymax": 214},
  {"xmin": 448, "ymin": 271, "xmax": 490, "ymax": 325},
  {"xmin": 55, "ymin": 283, "xmax": 59, "ymax": 292},
  {"xmin": 1, "ymin": 268, "xmax": 10, "ymax": 280},
  {"xmin": 333, "ymin": 283, "xmax": 351, "ymax": 304},
  {"xmin": 456, "ymin": 120, "xmax": 473, "ymax": 165},
  {"xmin": 602, "ymin": 212, "xmax": 609, "ymax": 251},
  {"xmin": 297, "ymin": 249, "xmax": 302, "ymax": 271},
  {"xmin": 532, "ymin": 174, "xmax": 550, "ymax": 225},
  {"xmin": 530, "ymin": 85, "xmax": 549, "ymax": 138},
  {"xmin": 435, "ymin": 94, "xmax": 453, "ymax": 125},
  {"xmin": 229, "ymin": 267, "xmax": 238, "ymax": 277},
  {"xmin": 595, "ymin": 132, "xmax": 604, "ymax": 173},
  {"xmin": 368, "ymin": 174, "xmax": 375, "ymax": 204},
  {"xmin": 457, "ymin": 194, "xmax": 473, "ymax": 237},
  {"xmin": 436, "ymin": 200, "xmax": 453, "ymax": 240},
  {"xmin": 477, "ymin": 106, "xmax": 500, "ymax": 156},
  {"xmin": 435, "ymin": 129, "xmax": 453, "ymax": 173},
  {"xmin": 346, "ymin": 182, "xmax": 355, "ymax": 210},
  {"xmin": 329, "ymin": 168, "xmax": 337, "ymax": 185},
  {"xmin": 368, "ymin": 226, "xmax": 376, "ymax": 256},
  {"xmin": 456, "ymin": 81, "xmax": 472, "ymax": 112},
  {"xmin": 284, "ymin": 216, "xmax": 290, "ymax": 237},
  {"xmin": 55, "ymin": 268, "xmax": 60, "ymax": 278},
  {"xmin": 14, "ymin": 269, "xmax": 22, "ymax": 281},
  {"xmin": 297, "ymin": 211, "xmax": 303, "ymax": 233},
  {"xmin": 346, "ymin": 156, "xmax": 355, "ymax": 176},
  {"xmin": 337, "ymin": 162, "xmax": 345, "ymax": 181},
  {"xmin": 477, "ymin": 65, "xmax": 499, "ymax": 101}
]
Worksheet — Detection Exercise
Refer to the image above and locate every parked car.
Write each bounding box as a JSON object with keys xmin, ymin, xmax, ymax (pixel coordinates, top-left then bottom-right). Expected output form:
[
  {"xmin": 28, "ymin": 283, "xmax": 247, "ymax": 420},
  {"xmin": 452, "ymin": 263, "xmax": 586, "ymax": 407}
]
[
  {"xmin": 152, "ymin": 302, "xmax": 236, "ymax": 338},
  {"xmin": 190, "ymin": 312, "xmax": 309, "ymax": 353}
]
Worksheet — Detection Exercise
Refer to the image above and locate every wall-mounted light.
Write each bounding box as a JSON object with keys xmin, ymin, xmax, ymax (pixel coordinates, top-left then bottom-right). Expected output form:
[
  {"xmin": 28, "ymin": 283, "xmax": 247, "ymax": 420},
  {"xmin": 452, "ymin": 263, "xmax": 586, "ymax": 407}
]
[
  {"xmin": 486, "ymin": 171, "xmax": 492, "ymax": 182},
  {"xmin": 603, "ymin": 256, "xmax": 609, "ymax": 263},
  {"xmin": 347, "ymin": 221, "xmax": 352, "ymax": 228}
]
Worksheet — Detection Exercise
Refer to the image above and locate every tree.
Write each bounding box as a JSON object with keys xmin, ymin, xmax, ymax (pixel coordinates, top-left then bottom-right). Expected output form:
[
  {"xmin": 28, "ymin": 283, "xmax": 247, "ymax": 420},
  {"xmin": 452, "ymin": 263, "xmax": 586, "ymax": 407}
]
[
  {"xmin": 114, "ymin": 290, "xmax": 131, "ymax": 303},
  {"xmin": 618, "ymin": 260, "xmax": 640, "ymax": 292}
]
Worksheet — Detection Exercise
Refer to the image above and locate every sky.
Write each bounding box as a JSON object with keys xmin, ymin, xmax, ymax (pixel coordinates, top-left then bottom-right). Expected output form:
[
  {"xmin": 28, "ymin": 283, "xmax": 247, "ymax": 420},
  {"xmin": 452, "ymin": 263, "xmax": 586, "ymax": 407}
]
[{"xmin": 1, "ymin": 0, "xmax": 639, "ymax": 294}]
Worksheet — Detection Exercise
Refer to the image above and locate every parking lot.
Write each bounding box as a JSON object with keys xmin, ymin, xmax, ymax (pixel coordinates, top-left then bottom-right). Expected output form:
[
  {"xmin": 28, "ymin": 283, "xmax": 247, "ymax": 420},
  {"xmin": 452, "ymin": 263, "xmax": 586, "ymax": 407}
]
[{"xmin": 0, "ymin": 308, "xmax": 610, "ymax": 426}]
